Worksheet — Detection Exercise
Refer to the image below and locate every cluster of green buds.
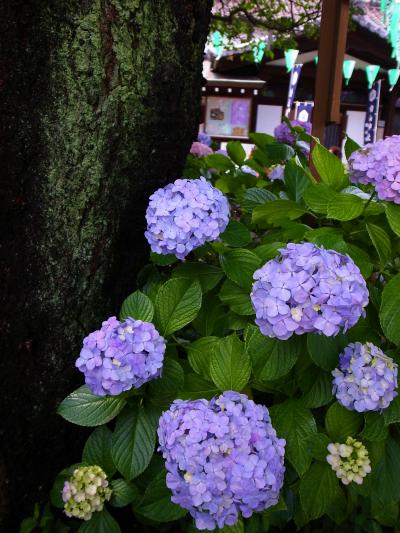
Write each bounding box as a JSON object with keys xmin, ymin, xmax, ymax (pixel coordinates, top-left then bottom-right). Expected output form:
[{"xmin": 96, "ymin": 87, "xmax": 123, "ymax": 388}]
[
  {"xmin": 326, "ymin": 437, "xmax": 371, "ymax": 485},
  {"xmin": 62, "ymin": 465, "xmax": 112, "ymax": 520}
]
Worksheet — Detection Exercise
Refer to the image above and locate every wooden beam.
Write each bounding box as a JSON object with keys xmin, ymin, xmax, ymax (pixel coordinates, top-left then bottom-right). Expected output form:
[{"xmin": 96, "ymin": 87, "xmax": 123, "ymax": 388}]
[{"xmin": 312, "ymin": 0, "xmax": 350, "ymax": 143}]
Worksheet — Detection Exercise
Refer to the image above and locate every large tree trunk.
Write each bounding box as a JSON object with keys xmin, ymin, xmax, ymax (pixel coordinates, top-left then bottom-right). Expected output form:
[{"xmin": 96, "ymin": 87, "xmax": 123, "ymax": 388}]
[{"xmin": 0, "ymin": 0, "xmax": 211, "ymax": 527}]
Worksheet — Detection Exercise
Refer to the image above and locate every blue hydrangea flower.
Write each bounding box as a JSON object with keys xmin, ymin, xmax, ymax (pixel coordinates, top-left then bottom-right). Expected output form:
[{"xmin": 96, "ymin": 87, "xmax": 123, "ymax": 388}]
[
  {"xmin": 268, "ymin": 164, "xmax": 285, "ymax": 181},
  {"xmin": 76, "ymin": 316, "xmax": 166, "ymax": 396},
  {"xmin": 145, "ymin": 177, "xmax": 230, "ymax": 259},
  {"xmin": 198, "ymin": 132, "xmax": 212, "ymax": 147},
  {"xmin": 349, "ymin": 135, "xmax": 400, "ymax": 204},
  {"xmin": 274, "ymin": 120, "xmax": 312, "ymax": 145},
  {"xmin": 158, "ymin": 392, "xmax": 285, "ymax": 530},
  {"xmin": 251, "ymin": 243, "xmax": 369, "ymax": 340},
  {"xmin": 332, "ymin": 342, "xmax": 398, "ymax": 412}
]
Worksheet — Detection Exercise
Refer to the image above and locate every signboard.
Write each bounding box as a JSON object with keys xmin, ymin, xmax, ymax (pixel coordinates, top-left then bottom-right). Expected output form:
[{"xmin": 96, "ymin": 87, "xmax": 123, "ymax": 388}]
[
  {"xmin": 285, "ymin": 64, "xmax": 303, "ymax": 116},
  {"xmin": 205, "ymin": 96, "xmax": 252, "ymax": 138},
  {"xmin": 295, "ymin": 101, "xmax": 314, "ymax": 123},
  {"xmin": 364, "ymin": 80, "xmax": 382, "ymax": 145}
]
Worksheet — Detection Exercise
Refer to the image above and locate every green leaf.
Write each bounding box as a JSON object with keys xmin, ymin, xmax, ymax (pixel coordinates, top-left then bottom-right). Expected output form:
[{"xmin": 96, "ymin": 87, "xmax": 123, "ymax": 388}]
[
  {"xmin": 241, "ymin": 188, "xmax": 277, "ymax": 212},
  {"xmin": 383, "ymin": 395, "xmax": 400, "ymax": 425},
  {"xmin": 193, "ymin": 294, "xmax": 226, "ymax": 336},
  {"xmin": 119, "ymin": 290, "xmax": 154, "ymax": 322},
  {"xmin": 366, "ymin": 222, "xmax": 391, "ymax": 265},
  {"xmin": 135, "ymin": 470, "xmax": 187, "ymax": 522},
  {"xmin": 58, "ymin": 386, "xmax": 126, "ymax": 427},
  {"xmin": 220, "ymin": 220, "xmax": 251, "ymax": 248},
  {"xmin": 385, "ymin": 203, "xmax": 400, "ymax": 237},
  {"xmin": 309, "ymin": 432, "xmax": 331, "ymax": 461},
  {"xmin": 284, "ymin": 159, "xmax": 311, "ymax": 202},
  {"xmin": 361, "ymin": 412, "xmax": 389, "ymax": 441},
  {"xmin": 299, "ymin": 462, "xmax": 342, "ymax": 521},
  {"xmin": 82, "ymin": 426, "xmax": 115, "ymax": 477},
  {"xmin": 186, "ymin": 336, "xmax": 219, "ymax": 380},
  {"xmin": 204, "ymin": 153, "xmax": 235, "ymax": 172},
  {"xmin": 303, "ymin": 183, "xmax": 337, "ymax": 214},
  {"xmin": 380, "ymin": 273, "xmax": 400, "ymax": 346},
  {"xmin": 249, "ymin": 132, "xmax": 275, "ymax": 148},
  {"xmin": 77, "ymin": 508, "xmax": 120, "ymax": 533},
  {"xmin": 150, "ymin": 253, "xmax": 177, "ymax": 266},
  {"xmin": 253, "ymin": 242, "xmax": 285, "ymax": 262},
  {"xmin": 325, "ymin": 403, "xmax": 363, "ymax": 441},
  {"xmin": 155, "ymin": 279, "xmax": 202, "ymax": 336},
  {"xmin": 148, "ymin": 358, "xmax": 184, "ymax": 408},
  {"xmin": 219, "ymin": 279, "xmax": 254, "ymax": 315},
  {"xmin": 344, "ymin": 136, "xmax": 361, "ymax": 160},
  {"xmin": 371, "ymin": 437, "xmax": 400, "ymax": 502},
  {"xmin": 305, "ymin": 227, "xmax": 343, "ymax": 248},
  {"xmin": 110, "ymin": 479, "xmax": 139, "ymax": 507},
  {"xmin": 301, "ymin": 371, "xmax": 333, "ymax": 408},
  {"xmin": 179, "ymin": 373, "xmax": 220, "ymax": 400},
  {"xmin": 219, "ymin": 249, "xmax": 261, "ymax": 291},
  {"xmin": 270, "ymin": 400, "xmax": 317, "ymax": 476},
  {"xmin": 227, "ymin": 140, "xmax": 246, "ymax": 165},
  {"xmin": 312, "ymin": 142, "xmax": 348, "ymax": 190},
  {"xmin": 246, "ymin": 326, "xmax": 302, "ymax": 381},
  {"xmin": 307, "ymin": 333, "xmax": 347, "ymax": 372},
  {"xmin": 252, "ymin": 200, "xmax": 307, "ymax": 225},
  {"xmin": 112, "ymin": 407, "xmax": 156, "ymax": 480},
  {"xmin": 217, "ymin": 519, "xmax": 244, "ymax": 533},
  {"xmin": 264, "ymin": 142, "xmax": 295, "ymax": 163},
  {"xmin": 51, "ymin": 463, "xmax": 84, "ymax": 508},
  {"xmin": 210, "ymin": 335, "xmax": 251, "ymax": 392},
  {"xmin": 172, "ymin": 262, "xmax": 224, "ymax": 293},
  {"xmin": 327, "ymin": 193, "xmax": 364, "ymax": 221}
]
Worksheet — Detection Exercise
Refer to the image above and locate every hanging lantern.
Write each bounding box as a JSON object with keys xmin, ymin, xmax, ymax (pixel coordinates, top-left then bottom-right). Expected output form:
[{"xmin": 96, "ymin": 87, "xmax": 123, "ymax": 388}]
[
  {"xmin": 365, "ymin": 65, "xmax": 380, "ymax": 89},
  {"xmin": 253, "ymin": 42, "xmax": 266, "ymax": 64},
  {"xmin": 315, "ymin": 55, "xmax": 318, "ymax": 65},
  {"xmin": 343, "ymin": 59, "xmax": 356, "ymax": 85},
  {"xmin": 212, "ymin": 31, "xmax": 223, "ymax": 58},
  {"xmin": 388, "ymin": 68, "xmax": 400, "ymax": 90},
  {"xmin": 380, "ymin": 0, "xmax": 400, "ymax": 64},
  {"xmin": 284, "ymin": 49, "xmax": 299, "ymax": 72}
]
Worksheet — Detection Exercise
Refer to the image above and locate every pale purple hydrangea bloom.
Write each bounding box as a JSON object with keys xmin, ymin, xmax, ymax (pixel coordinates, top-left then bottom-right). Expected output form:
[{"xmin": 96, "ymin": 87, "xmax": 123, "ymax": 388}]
[
  {"xmin": 349, "ymin": 135, "xmax": 400, "ymax": 204},
  {"xmin": 274, "ymin": 120, "xmax": 312, "ymax": 145},
  {"xmin": 251, "ymin": 243, "xmax": 369, "ymax": 340},
  {"xmin": 145, "ymin": 177, "xmax": 230, "ymax": 259},
  {"xmin": 332, "ymin": 342, "xmax": 398, "ymax": 412},
  {"xmin": 76, "ymin": 316, "xmax": 166, "ymax": 396},
  {"xmin": 190, "ymin": 141, "xmax": 213, "ymax": 157},
  {"xmin": 158, "ymin": 392, "xmax": 285, "ymax": 530},
  {"xmin": 268, "ymin": 164, "xmax": 285, "ymax": 181},
  {"xmin": 240, "ymin": 165, "xmax": 258, "ymax": 176},
  {"xmin": 198, "ymin": 132, "xmax": 212, "ymax": 147}
]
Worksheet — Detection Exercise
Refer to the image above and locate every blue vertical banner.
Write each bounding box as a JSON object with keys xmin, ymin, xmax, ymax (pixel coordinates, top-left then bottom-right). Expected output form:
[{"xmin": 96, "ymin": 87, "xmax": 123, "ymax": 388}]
[
  {"xmin": 364, "ymin": 79, "xmax": 382, "ymax": 144},
  {"xmin": 285, "ymin": 64, "xmax": 303, "ymax": 116}
]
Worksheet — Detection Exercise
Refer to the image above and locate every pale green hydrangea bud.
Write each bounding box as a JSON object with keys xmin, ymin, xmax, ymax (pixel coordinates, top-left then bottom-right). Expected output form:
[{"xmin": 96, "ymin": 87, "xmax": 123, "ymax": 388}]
[
  {"xmin": 62, "ymin": 465, "xmax": 112, "ymax": 520},
  {"xmin": 326, "ymin": 437, "xmax": 371, "ymax": 485}
]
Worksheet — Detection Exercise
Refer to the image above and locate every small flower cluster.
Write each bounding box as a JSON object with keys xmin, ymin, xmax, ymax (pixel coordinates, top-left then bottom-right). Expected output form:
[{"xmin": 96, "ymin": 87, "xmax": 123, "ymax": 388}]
[
  {"xmin": 349, "ymin": 135, "xmax": 400, "ymax": 204},
  {"xmin": 190, "ymin": 141, "xmax": 213, "ymax": 157},
  {"xmin": 197, "ymin": 132, "xmax": 212, "ymax": 147},
  {"xmin": 145, "ymin": 177, "xmax": 230, "ymax": 259},
  {"xmin": 274, "ymin": 120, "xmax": 312, "ymax": 145},
  {"xmin": 332, "ymin": 342, "xmax": 398, "ymax": 412},
  {"xmin": 158, "ymin": 392, "xmax": 285, "ymax": 530},
  {"xmin": 268, "ymin": 164, "xmax": 285, "ymax": 181},
  {"xmin": 251, "ymin": 243, "xmax": 369, "ymax": 340},
  {"xmin": 76, "ymin": 316, "xmax": 166, "ymax": 396},
  {"xmin": 62, "ymin": 465, "xmax": 112, "ymax": 520},
  {"xmin": 326, "ymin": 438, "xmax": 371, "ymax": 485}
]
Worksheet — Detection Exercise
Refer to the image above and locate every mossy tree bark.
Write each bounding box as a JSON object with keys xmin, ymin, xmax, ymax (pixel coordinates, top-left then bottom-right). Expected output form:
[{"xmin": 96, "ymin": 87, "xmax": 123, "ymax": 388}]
[{"xmin": 0, "ymin": 0, "xmax": 211, "ymax": 527}]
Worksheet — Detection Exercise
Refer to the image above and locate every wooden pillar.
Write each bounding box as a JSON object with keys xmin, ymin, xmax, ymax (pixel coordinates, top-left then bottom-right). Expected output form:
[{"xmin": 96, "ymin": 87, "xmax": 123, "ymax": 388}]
[
  {"xmin": 384, "ymin": 79, "xmax": 400, "ymax": 137},
  {"xmin": 312, "ymin": 0, "xmax": 350, "ymax": 143}
]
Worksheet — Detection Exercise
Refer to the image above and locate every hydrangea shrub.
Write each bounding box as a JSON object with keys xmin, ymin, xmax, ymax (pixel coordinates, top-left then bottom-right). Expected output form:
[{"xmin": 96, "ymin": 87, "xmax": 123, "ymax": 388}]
[{"xmin": 49, "ymin": 124, "xmax": 400, "ymax": 532}]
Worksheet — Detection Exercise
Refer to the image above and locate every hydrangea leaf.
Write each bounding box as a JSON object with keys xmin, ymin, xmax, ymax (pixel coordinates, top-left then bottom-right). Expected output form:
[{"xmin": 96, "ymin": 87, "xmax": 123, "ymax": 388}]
[
  {"xmin": 119, "ymin": 290, "xmax": 154, "ymax": 322},
  {"xmin": 303, "ymin": 183, "xmax": 337, "ymax": 214},
  {"xmin": 220, "ymin": 220, "xmax": 251, "ymax": 248},
  {"xmin": 82, "ymin": 426, "xmax": 116, "ymax": 478},
  {"xmin": 186, "ymin": 336, "xmax": 219, "ymax": 380},
  {"xmin": 383, "ymin": 395, "xmax": 400, "ymax": 425},
  {"xmin": 385, "ymin": 203, "xmax": 400, "ymax": 237},
  {"xmin": 284, "ymin": 158, "xmax": 312, "ymax": 202},
  {"xmin": 155, "ymin": 278, "xmax": 202, "ymax": 336},
  {"xmin": 312, "ymin": 143, "xmax": 349, "ymax": 190},
  {"xmin": 300, "ymin": 371, "xmax": 333, "ymax": 408},
  {"xmin": 109, "ymin": 479, "xmax": 139, "ymax": 508},
  {"xmin": 179, "ymin": 373, "xmax": 221, "ymax": 400},
  {"xmin": 252, "ymin": 200, "xmax": 307, "ymax": 226},
  {"xmin": 253, "ymin": 242, "xmax": 285, "ymax": 262},
  {"xmin": 148, "ymin": 358, "xmax": 184, "ymax": 408},
  {"xmin": 111, "ymin": 406, "xmax": 156, "ymax": 481},
  {"xmin": 327, "ymin": 194, "xmax": 365, "ymax": 221},
  {"xmin": 307, "ymin": 333, "xmax": 348, "ymax": 372},
  {"xmin": 325, "ymin": 402, "xmax": 363, "ymax": 441},
  {"xmin": 344, "ymin": 136, "xmax": 361, "ymax": 160},
  {"xmin": 77, "ymin": 508, "xmax": 121, "ymax": 533},
  {"xmin": 270, "ymin": 399, "xmax": 317, "ymax": 476},
  {"xmin": 172, "ymin": 263, "xmax": 224, "ymax": 293},
  {"xmin": 58, "ymin": 386, "xmax": 126, "ymax": 427},
  {"xmin": 241, "ymin": 188, "xmax": 277, "ymax": 212},
  {"xmin": 219, "ymin": 248, "xmax": 261, "ymax": 291},
  {"xmin": 366, "ymin": 222, "xmax": 391, "ymax": 266},
  {"xmin": 210, "ymin": 335, "xmax": 251, "ymax": 392},
  {"xmin": 227, "ymin": 140, "xmax": 246, "ymax": 165},
  {"xmin": 371, "ymin": 437, "xmax": 400, "ymax": 503},
  {"xmin": 219, "ymin": 279, "xmax": 254, "ymax": 315},
  {"xmin": 299, "ymin": 462, "xmax": 343, "ymax": 521},
  {"xmin": 361, "ymin": 413, "xmax": 389, "ymax": 441},
  {"xmin": 380, "ymin": 273, "xmax": 400, "ymax": 346}
]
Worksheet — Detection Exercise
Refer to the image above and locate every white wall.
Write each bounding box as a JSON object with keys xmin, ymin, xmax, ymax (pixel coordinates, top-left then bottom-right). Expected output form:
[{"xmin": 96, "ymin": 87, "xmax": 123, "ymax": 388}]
[
  {"xmin": 255, "ymin": 105, "xmax": 283, "ymax": 136},
  {"xmin": 345, "ymin": 110, "xmax": 366, "ymax": 147}
]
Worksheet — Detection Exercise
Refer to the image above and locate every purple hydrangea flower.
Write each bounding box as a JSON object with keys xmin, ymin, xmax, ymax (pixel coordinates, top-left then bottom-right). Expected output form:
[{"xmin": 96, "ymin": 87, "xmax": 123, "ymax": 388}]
[
  {"xmin": 158, "ymin": 392, "xmax": 285, "ymax": 530},
  {"xmin": 198, "ymin": 132, "xmax": 212, "ymax": 147},
  {"xmin": 190, "ymin": 141, "xmax": 213, "ymax": 157},
  {"xmin": 268, "ymin": 164, "xmax": 285, "ymax": 181},
  {"xmin": 274, "ymin": 120, "xmax": 312, "ymax": 145},
  {"xmin": 76, "ymin": 316, "xmax": 166, "ymax": 396},
  {"xmin": 332, "ymin": 342, "xmax": 398, "ymax": 412},
  {"xmin": 145, "ymin": 177, "xmax": 230, "ymax": 259},
  {"xmin": 251, "ymin": 243, "xmax": 369, "ymax": 340},
  {"xmin": 349, "ymin": 135, "xmax": 400, "ymax": 204}
]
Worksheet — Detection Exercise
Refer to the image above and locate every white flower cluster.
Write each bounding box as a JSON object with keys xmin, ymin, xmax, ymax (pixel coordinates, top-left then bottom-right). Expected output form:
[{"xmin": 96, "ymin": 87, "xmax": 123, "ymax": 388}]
[{"xmin": 326, "ymin": 437, "xmax": 371, "ymax": 485}]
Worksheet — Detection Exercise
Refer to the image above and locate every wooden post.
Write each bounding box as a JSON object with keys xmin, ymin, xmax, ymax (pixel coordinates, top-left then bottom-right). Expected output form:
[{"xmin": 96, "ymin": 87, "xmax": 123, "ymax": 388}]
[
  {"xmin": 384, "ymin": 78, "xmax": 400, "ymax": 137},
  {"xmin": 312, "ymin": 0, "xmax": 350, "ymax": 143}
]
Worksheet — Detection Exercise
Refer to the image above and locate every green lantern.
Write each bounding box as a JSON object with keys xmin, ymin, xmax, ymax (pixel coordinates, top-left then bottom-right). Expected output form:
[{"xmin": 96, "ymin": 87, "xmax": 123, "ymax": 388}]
[
  {"xmin": 253, "ymin": 42, "xmax": 266, "ymax": 64},
  {"xmin": 343, "ymin": 59, "xmax": 356, "ymax": 85},
  {"xmin": 315, "ymin": 55, "xmax": 318, "ymax": 65},
  {"xmin": 284, "ymin": 49, "xmax": 299, "ymax": 72},
  {"xmin": 388, "ymin": 68, "xmax": 400, "ymax": 90},
  {"xmin": 365, "ymin": 65, "xmax": 380, "ymax": 89},
  {"xmin": 212, "ymin": 31, "xmax": 223, "ymax": 58}
]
